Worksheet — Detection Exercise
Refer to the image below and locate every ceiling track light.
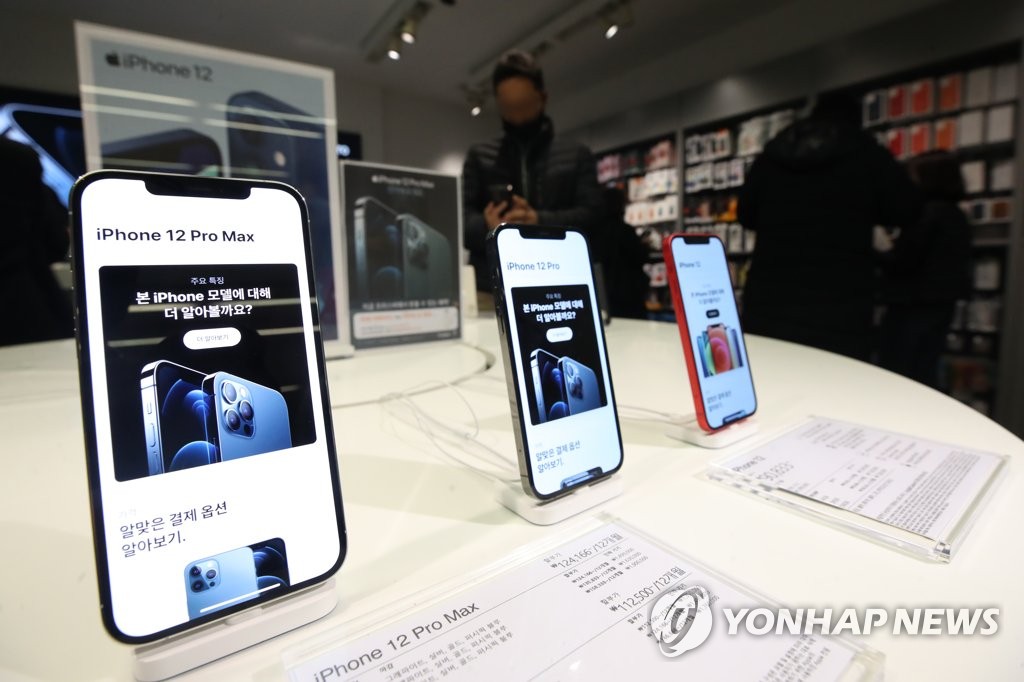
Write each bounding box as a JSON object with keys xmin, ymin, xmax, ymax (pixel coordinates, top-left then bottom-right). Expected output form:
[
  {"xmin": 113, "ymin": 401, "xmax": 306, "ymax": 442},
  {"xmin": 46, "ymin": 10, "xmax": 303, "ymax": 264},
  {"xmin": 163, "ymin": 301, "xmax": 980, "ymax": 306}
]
[
  {"xmin": 387, "ymin": 35, "xmax": 402, "ymax": 61},
  {"xmin": 599, "ymin": 0, "xmax": 632, "ymax": 39},
  {"xmin": 601, "ymin": 17, "xmax": 619, "ymax": 40},
  {"xmin": 363, "ymin": 1, "xmax": 433, "ymax": 63},
  {"xmin": 400, "ymin": 17, "xmax": 418, "ymax": 44},
  {"xmin": 461, "ymin": 86, "xmax": 487, "ymax": 117}
]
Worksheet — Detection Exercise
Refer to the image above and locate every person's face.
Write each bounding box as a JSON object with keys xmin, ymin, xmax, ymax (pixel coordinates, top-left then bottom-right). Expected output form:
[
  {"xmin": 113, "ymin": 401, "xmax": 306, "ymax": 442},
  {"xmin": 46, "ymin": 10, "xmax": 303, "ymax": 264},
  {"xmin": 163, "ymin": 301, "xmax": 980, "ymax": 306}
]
[{"xmin": 495, "ymin": 76, "xmax": 546, "ymax": 127}]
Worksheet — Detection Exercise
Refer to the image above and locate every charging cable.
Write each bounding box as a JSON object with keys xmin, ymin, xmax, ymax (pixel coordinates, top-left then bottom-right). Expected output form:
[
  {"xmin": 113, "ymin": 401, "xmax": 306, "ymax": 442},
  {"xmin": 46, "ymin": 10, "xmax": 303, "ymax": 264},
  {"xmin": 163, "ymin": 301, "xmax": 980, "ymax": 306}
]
[{"xmin": 380, "ymin": 380, "xmax": 519, "ymax": 484}]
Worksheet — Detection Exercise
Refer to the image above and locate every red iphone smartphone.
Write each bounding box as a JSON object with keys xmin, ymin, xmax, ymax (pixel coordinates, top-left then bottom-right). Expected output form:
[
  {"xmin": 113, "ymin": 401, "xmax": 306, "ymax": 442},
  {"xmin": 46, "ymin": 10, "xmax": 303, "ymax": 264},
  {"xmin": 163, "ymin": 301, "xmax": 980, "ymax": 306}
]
[{"xmin": 664, "ymin": 233, "xmax": 757, "ymax": 432}]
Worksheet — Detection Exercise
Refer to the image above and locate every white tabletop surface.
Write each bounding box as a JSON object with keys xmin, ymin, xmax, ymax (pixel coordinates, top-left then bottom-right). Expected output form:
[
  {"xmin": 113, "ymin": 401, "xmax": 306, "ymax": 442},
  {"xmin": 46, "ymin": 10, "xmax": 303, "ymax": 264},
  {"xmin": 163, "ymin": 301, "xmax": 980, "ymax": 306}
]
[{"xmin": 1, "ymin": 316, "xmax": 1022, "ymax": 681}]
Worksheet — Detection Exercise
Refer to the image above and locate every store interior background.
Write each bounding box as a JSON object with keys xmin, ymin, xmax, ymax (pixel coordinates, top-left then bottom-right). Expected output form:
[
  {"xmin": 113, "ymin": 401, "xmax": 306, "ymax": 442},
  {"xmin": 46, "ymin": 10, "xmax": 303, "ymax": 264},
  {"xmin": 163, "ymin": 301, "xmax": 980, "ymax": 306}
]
[{"xmin": 1, "ymin": 0, "xmax": 1022, "ymax": 435}]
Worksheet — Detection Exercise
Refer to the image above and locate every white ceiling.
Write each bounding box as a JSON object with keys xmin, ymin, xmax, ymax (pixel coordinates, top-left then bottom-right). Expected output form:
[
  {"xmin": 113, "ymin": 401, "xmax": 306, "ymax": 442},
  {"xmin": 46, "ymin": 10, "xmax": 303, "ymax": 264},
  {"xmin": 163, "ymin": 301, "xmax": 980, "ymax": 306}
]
[{"xmin": 2, "ymin": 0, "xmax": 955, "ymax": 130}]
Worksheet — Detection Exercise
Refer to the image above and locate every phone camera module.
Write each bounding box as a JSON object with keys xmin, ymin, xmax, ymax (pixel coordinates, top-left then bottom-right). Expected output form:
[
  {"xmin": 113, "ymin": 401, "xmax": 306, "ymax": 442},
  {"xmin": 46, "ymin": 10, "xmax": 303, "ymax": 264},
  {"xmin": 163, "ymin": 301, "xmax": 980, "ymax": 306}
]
[
  {"xmin": 222, "ymin": 381, "xmax": 238, "ymax": 404},
  {"xmin": 225, "ymin": 408, "xmax": 242, "ymax": 431},
  {"xmin": 238, "ymin": 400, "xmax": 254, "ymax": 421},
  {"xmin": 565, "ymin": 363, "xmax": 584, "ymax": 399},
  {"xmin": 206, "ymin": 569, "xmax": 217, "ymax": 580},
  {"xmin": 191, "ymin": 579, "xmax": 204, "ymax": 592},
  {"xmin": 189, "ymin": 565, "xmax": 201, "ymax": 577}
]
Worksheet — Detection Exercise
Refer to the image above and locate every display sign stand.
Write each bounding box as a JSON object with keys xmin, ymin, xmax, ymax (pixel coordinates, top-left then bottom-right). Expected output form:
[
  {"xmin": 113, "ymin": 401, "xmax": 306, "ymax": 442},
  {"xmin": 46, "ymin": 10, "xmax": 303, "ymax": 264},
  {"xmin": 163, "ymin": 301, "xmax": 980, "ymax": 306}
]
[
  {"xmin": 494, "ymin": 476, "xmax": 623, "ymax": 526},
  {"xmin": 667, "ymin": 417, "xmax": 759, "ymax": 449},
  {"xmin": 133, "ymin": 579, "xmax": 337, "ymax": 681}
]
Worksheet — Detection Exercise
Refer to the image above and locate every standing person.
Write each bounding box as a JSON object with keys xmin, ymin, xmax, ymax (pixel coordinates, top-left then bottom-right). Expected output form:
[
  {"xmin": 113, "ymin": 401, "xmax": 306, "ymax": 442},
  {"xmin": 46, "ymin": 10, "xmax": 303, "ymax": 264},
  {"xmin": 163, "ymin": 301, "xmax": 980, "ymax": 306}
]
[
  {"xmin": 0, "ymin": 137, "xmax": 73, "ymax": 345},
  {"xmin": 601, "ymin": 187, "xmax": 648, "ymax": 319},
  {"xmin": 879, "ymin": 151, "xmax": 971, "ymax": 387},
  {"xmin": 737, "ymin": 93, "xmax": 922, "ymax": 361},
  {"xmin": 462, "ymin": 50, "xmax": 604, "ymax": 294}
]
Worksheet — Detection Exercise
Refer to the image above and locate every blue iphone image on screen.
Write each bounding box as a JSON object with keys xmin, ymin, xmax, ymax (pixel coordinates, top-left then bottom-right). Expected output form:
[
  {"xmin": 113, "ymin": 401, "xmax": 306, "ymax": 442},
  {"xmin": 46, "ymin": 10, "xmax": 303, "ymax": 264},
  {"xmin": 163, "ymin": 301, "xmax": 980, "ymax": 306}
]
[
  {"xmin": 530, "ymin": 348, "xmax": 566, "ymax": 423},
  {"xmin": 559, "ymin": 357, "xmax": 601, "ymax": 415},
  {"xmin": 139, "ymin": 360, "xmax": 215, "ymax": 476},
  {"xmin": 184, "ymin": 546, "xmax": 259, "ymax": 620},
  {"xmin": 203, "ymin": 372, "xmax": 292, "ymax": 461}
]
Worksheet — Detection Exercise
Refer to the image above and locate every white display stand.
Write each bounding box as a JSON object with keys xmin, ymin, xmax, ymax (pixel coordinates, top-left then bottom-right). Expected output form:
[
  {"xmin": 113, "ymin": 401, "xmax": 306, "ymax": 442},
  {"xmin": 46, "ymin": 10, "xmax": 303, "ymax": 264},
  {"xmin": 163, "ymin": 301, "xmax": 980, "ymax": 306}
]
[
  {"xmin": 133, "ymin": 579, "xmax": 337, "ymax": 681},
  {"xmin": 494, "ymin": 476, "xmax": 623, "ymax": 525},
  {"xmin": 667, "ymin": 416, "xmax": 759, "ymax": 449}
]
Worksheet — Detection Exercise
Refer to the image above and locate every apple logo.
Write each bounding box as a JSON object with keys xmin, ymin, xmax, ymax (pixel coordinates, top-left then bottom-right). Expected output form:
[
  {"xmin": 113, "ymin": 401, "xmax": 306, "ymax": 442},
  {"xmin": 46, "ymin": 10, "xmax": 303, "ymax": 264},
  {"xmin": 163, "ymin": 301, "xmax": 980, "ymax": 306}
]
[{"xmin": 105, "ymin": 52, "xmax": 120, "ymax": 67}]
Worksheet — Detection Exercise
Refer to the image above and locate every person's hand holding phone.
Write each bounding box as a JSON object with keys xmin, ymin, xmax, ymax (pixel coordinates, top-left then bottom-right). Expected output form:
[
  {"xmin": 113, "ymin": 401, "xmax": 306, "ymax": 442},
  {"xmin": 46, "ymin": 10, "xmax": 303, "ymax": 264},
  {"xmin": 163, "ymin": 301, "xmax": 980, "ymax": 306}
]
[
  {"xmin": 503, "ymin": 195, "xmax": 539, "ymax": 226},
  {"xmin": 484, "ymin": 199, "xmax": 509, "ymax": 230}
]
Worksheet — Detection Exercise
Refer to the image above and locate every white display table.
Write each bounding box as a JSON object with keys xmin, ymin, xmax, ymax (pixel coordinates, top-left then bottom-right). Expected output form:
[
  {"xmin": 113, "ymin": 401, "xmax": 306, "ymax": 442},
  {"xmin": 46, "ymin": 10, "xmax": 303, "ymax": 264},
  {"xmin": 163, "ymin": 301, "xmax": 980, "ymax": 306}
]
[{"xmin": 1, "ymin": 317, "xmax": 1021, "ymax": 680}]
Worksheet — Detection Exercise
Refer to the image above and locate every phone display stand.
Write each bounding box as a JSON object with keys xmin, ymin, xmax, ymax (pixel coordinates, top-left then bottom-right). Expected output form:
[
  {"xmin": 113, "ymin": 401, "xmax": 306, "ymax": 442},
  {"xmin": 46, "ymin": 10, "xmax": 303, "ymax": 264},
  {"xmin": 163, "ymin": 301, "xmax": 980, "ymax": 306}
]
[
  {"xmin": 494, "ymin": 476, "xmax": 623, "ymax": 525},
  {"xmin": 667, "ymin": 417, "xmax": 758, "ymax": 449},
  {"xmin": 132, "ymin": 579, "xmax": 337, "ymax": 681}
]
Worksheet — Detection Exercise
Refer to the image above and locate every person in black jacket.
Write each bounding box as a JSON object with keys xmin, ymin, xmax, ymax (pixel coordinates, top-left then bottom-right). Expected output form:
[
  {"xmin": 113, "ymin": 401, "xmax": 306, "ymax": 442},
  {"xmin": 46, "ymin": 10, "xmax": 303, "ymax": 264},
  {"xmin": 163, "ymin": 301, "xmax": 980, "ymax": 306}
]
[
  {"xmin": 463, "ymin": 50, "xmax": 603, "ymax": 292},
  {"xmin": 878, "ymin": 151, "xmax": 972, "ymax": 387},
  {"xmin": 601, "ymin": 187, "xmax": 648, "ymax": 319},
  {"xmin": 737, "ymin": 93, "xmax": 922, "ymax": 361},
  {"xmin": 0, "ymin": 137, "xmax": 73, "ymax": 345}
]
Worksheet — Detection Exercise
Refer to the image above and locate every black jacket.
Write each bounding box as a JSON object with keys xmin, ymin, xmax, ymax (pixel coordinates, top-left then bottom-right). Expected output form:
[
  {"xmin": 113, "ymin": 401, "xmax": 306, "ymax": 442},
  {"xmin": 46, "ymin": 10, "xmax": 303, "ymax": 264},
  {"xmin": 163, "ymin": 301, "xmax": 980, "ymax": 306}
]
[
  {"xmin": 737, "ymin": 115, "xmax": 922, "ymax": 359},
  {"xmin": 463, "ymin": 116, "xmax": 603, "ymax": 290},
  {"xmin": 884, "ymin": 199, "xmax": 972, "ymax": 305}
]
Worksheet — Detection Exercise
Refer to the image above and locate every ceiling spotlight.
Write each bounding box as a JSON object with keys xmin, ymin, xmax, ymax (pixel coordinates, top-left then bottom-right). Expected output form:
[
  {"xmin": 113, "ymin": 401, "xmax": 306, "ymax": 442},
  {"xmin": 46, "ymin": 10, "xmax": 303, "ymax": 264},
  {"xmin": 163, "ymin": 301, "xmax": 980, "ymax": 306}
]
[
  {"xmin": 470, "ymin": 104, "xmax": 482, "ymax": 117},
  {"xmin": 400, "ymin": 17, "xmax": 418, "ymax": 44},
  {"xmin": 387, "ymin": 35, "xmax": 402, "ymax": 60},
  {"xmin": 602, "ymin": 18, "xmax": 619, "ymax": 39},
  {"xmin": 599, "ymin": 1, "xmax": 632, "ymax": 39}
]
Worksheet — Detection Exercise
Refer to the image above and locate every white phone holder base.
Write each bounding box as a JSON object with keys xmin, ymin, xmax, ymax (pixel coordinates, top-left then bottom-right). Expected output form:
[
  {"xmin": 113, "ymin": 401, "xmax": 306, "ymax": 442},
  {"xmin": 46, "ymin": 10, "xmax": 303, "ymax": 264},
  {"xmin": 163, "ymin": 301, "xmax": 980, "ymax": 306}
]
[
  {"xmin": 494, "ymin": 476, "xmax": 623, "ymax": 525},
  {"xmin": 133, "ymin": 578, "xmax": 337, "ymax": 681},
  {"xmin": 667, "ymin": 417, "xmax": 759, "ymax": 449}
]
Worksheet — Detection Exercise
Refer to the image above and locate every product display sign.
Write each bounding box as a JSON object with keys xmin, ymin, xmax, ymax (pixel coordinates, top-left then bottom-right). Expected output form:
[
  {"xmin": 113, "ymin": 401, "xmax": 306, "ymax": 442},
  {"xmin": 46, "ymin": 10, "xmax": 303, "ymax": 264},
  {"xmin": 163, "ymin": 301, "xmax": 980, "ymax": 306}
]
[
  {"xmin": 70, "ymin": 172, "xmax": 345, "ymax": 643},
  {"xmin": 340, "ymin": 161, "xmax": 461, "ymax": 348},
  {"xmin": 74, "ymin": 21, "xmax": 345, "ymax": 341},
  {"xmin": 710, "ymin": 416, "xmax": 1006, "ymax": 560},
  {"xmin": 285, "ymin": 522, "xmax": 876, "ymax": 681}
]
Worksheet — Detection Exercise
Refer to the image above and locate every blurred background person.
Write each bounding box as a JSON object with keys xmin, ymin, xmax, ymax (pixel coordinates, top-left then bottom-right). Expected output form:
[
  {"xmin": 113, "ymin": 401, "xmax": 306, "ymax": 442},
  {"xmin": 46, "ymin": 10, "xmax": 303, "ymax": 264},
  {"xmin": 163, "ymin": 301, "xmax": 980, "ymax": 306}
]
[
  {"xmin": 738, "ymin": 92, "xmax": 922, "ymax": 361},
  {"xmin": 462, "ymin": 50, "xmax": 603, "ymax": 297},
  {"xmin": 878, "ymin": 150, "xmax": 971, "ymax": 388},
  {"xmin": 600, "ymin": 187, "xmax": 648, "ymax": 319},
  {"xmin": 0, "ymin": 137, "xmax": 72, "ymax": 346}
]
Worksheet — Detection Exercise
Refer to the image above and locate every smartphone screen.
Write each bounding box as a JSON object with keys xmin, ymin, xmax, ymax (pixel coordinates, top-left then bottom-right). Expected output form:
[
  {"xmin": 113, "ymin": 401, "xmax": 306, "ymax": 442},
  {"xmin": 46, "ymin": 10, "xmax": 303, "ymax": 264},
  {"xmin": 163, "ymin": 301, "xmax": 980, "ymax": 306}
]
[
  {"xmin": 489, "ymin": 225, "xmax": 623, "ymax": 499},
  {"xmin": 665, "ymin": 234, "xmax": 757, "ymax": 431},
  {"xmin": 71, "ymin": 171, "xmax": 345, "ymax": 643}
]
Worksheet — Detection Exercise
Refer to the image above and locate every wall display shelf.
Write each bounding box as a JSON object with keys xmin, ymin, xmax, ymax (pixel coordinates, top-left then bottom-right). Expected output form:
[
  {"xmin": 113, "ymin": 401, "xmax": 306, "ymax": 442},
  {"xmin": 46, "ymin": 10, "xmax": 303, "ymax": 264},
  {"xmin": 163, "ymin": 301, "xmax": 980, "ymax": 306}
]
[
  {"xmin": 596, "ymin": 133, "xmax": 680, "ymax": 319},
  {"xmin": 677, "ymin": 44, "xmax": 1020, "ymax": 418},
  {"xmin": 681, "ymin": 104, "xmax": 800, "ymax": 313},
  {"xmin": 856, "ymin": 44, "xmax": 1020, "ymax": 417}
]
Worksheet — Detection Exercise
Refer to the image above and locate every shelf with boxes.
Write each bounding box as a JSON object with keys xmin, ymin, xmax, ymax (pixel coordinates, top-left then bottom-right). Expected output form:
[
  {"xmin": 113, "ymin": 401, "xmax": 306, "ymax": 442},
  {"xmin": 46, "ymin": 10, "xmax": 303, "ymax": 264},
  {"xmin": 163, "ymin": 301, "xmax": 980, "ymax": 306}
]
[
  {"xmin": 596, "ymin": 134, "xmax": 680, "ymax": 318},
  {"xmin": 856, "ymin": 43, "xmax": 1020, "ymax": 416},
  {"xmin": 681, "ymin": 104, "xmax": 801, "ymax": 304}
]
